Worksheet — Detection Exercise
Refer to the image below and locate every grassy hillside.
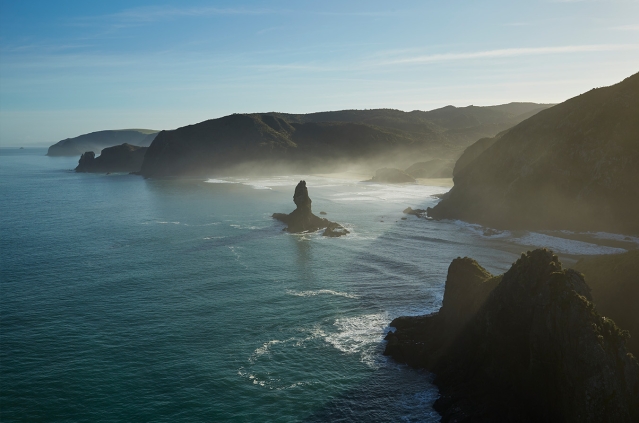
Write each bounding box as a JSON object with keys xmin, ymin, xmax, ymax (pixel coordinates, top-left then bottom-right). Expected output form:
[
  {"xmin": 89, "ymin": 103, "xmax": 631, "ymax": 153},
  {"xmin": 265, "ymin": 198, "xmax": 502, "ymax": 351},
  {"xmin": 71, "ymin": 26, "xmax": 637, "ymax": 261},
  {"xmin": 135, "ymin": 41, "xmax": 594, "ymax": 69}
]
[
  {"xmin": 139, "ymin": 104, "xmax": 551, "ymax": 177},
  {"xmin": 429, "ymin": 72, "xmax": 639, "ymax": 234}
]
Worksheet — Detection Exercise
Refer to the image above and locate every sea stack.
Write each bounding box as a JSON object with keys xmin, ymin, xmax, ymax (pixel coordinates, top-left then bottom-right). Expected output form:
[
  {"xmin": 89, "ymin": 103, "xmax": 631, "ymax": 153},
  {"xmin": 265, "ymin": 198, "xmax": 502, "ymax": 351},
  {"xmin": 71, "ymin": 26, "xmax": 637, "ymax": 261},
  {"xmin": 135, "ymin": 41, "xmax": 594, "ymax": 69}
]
[{"xmin": 273, "ymin": 181, "xmax": 349, "ymax": 237}]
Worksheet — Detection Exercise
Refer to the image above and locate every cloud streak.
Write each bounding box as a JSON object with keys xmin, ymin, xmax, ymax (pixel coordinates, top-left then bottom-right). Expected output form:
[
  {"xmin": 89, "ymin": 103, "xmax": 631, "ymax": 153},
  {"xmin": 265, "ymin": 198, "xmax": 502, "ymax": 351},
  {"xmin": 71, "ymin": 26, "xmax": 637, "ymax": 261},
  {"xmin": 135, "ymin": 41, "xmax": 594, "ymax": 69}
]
[{"xmin": 377, "ymin": 44, "xmax": 639, "ymax": 65}]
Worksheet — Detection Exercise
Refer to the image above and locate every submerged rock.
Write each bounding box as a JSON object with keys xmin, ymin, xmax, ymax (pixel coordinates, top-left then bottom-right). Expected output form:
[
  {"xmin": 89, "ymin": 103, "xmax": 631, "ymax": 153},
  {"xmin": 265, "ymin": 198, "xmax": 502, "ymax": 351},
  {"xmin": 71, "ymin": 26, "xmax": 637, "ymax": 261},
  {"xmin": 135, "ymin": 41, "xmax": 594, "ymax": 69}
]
[
  {"xmin": 273, "ymin": 181, "xmax": 349, "ymax": 237},
  {"xmin": 385, "ymin": 249, "xmax": 639, "ymax": 422}
]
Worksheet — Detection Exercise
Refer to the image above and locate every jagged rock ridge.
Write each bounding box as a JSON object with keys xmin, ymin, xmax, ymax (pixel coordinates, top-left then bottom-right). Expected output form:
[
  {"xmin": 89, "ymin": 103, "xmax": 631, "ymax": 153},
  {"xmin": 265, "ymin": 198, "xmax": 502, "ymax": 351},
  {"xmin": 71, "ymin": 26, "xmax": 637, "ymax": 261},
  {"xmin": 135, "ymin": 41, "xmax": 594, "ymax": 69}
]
[
  {"xmin": 273, "ymin": 181, "xmax": 349, "ymax": 237},
  {"xmin": 385, "ymin": 249, "xmax": 639, "ymax": 422}
]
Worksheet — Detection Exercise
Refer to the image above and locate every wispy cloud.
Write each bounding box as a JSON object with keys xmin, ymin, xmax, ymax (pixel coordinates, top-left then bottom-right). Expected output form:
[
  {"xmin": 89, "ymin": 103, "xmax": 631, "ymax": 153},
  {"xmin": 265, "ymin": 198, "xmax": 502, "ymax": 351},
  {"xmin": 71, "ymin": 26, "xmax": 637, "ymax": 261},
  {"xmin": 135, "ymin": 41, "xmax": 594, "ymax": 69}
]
[
  {"xmin": 377, "ymin": 44, "xmax": 639, "ymax": 65},
  {"xmin": 610, "ymin": 24, "xmax": 639, "ymax": 31},
  {"xmin": 109, "ymin": 6, "xmax": 276, "ymax": 23}
]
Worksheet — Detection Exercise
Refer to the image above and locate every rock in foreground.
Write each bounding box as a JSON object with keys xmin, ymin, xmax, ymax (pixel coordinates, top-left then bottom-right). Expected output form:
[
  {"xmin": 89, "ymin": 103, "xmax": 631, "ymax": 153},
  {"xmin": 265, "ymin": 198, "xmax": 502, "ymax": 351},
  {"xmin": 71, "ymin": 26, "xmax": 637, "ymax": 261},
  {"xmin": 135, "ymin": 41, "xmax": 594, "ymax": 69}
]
[
  {"xmin": 385, "ymin": 249, "xmax": 639, "ymax": 422},
  {"xmin": 273, "ymin": 181, "xmax": 349, "ymax": 237},
  {"xmin": 75, "ymin": 143, "xmax": 148, "ymax": 173}
]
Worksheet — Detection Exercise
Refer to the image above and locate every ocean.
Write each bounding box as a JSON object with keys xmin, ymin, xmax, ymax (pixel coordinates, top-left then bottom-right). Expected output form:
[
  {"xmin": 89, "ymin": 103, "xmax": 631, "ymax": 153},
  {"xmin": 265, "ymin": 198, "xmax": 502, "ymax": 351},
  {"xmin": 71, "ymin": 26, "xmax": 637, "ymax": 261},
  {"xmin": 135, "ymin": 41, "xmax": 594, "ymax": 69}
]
[{"xmin": 1, "ymin": 148, "xmax": 634, "ymax": 422}]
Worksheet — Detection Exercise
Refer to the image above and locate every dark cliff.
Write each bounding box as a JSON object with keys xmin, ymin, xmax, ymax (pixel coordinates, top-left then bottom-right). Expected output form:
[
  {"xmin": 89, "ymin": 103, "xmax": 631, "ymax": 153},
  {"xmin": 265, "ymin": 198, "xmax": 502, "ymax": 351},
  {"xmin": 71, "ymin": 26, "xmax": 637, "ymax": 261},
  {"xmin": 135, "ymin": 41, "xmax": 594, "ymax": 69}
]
[
  {"xmin": 273, "ymin": 181, "xmax": 348, "ymax": 237},
  {"xmin": 385, "ymin": 249, "xmax": 639, "ymax": 422},
  {"xmin": 138, "ymin": 104, "xmax": 551, "ymax": 178},
  {"xmin": 574, "ymin": 250, "xmax": 639, "ymax": 358},
  {"xmin": 75, "ymin": 143, "xmax": 148, "ymax": 173},
  {"xmin": 48, "ymin": 129, "xmax": 157, "ymax": 157},
  {"xmin": 428, "ymin": 72, "xmax": 639, "ymax": 234}
]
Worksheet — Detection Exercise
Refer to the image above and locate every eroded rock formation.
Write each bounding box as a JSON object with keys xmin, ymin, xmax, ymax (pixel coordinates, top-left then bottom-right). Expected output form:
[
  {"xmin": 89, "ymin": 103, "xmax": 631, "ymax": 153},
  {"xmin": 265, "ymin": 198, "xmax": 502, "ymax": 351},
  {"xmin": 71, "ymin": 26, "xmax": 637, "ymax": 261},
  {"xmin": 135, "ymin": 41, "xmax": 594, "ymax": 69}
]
[
  {"xmin": 385, "ymin": 249, "xmax": 639, "ymax": 422},
  {"xmin": 273, "ymin": 181, "xmax": 349, "ymax": 237},
  {"xmin": 75, "ymin": 143, "xmax": 148, "ymax": 173}
]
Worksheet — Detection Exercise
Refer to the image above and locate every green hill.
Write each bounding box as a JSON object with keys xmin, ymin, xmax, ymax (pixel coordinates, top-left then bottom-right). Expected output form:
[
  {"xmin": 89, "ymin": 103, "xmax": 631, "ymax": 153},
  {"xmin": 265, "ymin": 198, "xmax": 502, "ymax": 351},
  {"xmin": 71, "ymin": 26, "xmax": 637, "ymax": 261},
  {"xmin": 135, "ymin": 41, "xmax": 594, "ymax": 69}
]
[
  {"xmin": 139, "ymin": 104, "xmax": 551, "ymax": 178},
  {"xmin": 428, "ymin": 72, "xmax": 639, "ymax": 235}
]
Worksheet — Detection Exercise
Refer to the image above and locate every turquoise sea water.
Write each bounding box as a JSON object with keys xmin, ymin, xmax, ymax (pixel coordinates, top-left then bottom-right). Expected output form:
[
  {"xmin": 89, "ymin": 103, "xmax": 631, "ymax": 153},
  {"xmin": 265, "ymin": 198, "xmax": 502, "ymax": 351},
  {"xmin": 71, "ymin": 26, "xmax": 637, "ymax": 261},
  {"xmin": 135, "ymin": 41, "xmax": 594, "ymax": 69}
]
[{"xmin": 1, "ymin": 149, "xmax": 632, "ymax": 422}]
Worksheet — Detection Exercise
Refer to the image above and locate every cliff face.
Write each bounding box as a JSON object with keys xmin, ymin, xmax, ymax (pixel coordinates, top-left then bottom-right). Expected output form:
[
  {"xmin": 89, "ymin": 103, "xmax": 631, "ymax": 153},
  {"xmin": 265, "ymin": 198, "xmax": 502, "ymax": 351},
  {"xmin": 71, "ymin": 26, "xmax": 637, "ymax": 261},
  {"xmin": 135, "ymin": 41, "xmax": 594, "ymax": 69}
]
[
  {"xmin": 273, "ymin": 181, "xmax": 349, "ymax": 237},
  {"xmin": 47, "ymin": 129, "xmax": 157, "ymax": 157},
  {"xmin": 429, "ymin": 72, "xmax": 639, "ymax": 234},
  {"xmin": 75, "ymin": 143, "xmax": 148, "ymax": 173},
  {"xmin": 385, "ymin": 249, "xmax": 639, "ymax": 422},
  {"xmin": 574, "ymin": 250, "xmax": 639, "ymax": 358},
  {"xmin": 138, "ymin": 104, "xmax": 552, "ymax": 178}
]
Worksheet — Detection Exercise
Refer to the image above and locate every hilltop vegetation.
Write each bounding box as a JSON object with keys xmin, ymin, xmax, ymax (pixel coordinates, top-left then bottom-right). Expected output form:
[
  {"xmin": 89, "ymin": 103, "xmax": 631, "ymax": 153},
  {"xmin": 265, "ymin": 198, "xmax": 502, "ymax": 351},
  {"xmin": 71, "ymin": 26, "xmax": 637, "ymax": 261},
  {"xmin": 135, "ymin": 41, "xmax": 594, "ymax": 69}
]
[
  {"xmin": 429, "ymin": 72, "xmax": 639, "ymax": 234},
  {"xmin": 139, "ymin": 103, "xmax": 551, "ymax": 177}
]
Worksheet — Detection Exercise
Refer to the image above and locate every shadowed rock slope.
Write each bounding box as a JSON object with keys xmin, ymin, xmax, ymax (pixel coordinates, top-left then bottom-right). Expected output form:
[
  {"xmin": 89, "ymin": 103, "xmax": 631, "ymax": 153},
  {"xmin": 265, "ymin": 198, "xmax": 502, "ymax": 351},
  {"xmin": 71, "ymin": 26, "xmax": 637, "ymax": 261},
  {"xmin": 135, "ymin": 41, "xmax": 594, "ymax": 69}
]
[
  {"xmin": 75, "ymin": 143, "xmax": 148, "ymax": 173},
  {"xmin": 385, "ymin": 249, "xmax": 639, "ymax": 423},
  {"xmin": 273, "ymin": 181, "xmax": 348, "ymax": 237},
  {"xmin": 139, "ymin": 104, "xmax": 551, "ymax": 178},
  {"xmin": 48, "ymin": 129, "xmax": 158, "ymax": 157},
  {"xmin": 428, "ymin": 72, "xmax": 639, "ymax": 234},
  {"xmin": 574, "ymin": 250, "xmax": 639, "ymax": 358}
]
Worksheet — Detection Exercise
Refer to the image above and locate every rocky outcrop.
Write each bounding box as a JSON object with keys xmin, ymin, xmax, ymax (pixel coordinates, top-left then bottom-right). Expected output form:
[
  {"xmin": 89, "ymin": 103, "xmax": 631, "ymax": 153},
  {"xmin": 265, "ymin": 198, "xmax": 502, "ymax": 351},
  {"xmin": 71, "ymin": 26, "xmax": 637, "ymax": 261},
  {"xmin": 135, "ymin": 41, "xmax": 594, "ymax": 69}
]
[
  {"xmin": 429, "ymin": 72, "xmax": 639, "ymax": 234},
  {"xmin": 367, "ymin": 168, "xmax": 416, "ymax": 183},
  {"xmin": 385, "ymin": 249, "xmax": 639, "ymax": 422},
  {"xmin": 75, "ymin": 143, "xmax": 148, "ymax": 173},
  {"xmin": 574, "ymin": 250, "xmax": 639, "ymax": 358},
  {"xmin": 405, "ymin": 159, "xmax": 454, "ymax": 178},
  {"xmin": 403, "ymin": 207, "xmax": 428, "ymax": 218},
  {"xmin": 48, "ymin": 129, "xmax": 157, "ymax": 157},
  {"xmin": 273, "ymin": 181, "xmax": 349, "ymax": 237}
]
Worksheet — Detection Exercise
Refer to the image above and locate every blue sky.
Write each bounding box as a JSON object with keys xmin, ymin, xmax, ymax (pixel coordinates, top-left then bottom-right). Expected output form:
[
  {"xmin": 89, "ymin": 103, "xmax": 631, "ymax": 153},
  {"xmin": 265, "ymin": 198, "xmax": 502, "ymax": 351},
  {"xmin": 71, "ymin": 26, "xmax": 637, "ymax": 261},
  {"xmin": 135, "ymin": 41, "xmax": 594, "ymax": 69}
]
[{"xmin": 1, "ymin": 0, "xmax": 638, "ymax": 146}]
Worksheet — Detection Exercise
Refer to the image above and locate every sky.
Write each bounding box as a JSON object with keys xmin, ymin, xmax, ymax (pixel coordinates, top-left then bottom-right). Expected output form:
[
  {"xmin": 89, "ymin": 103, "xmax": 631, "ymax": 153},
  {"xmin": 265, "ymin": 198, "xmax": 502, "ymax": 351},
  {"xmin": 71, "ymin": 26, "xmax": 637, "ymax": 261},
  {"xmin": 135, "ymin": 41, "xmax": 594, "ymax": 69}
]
[{"xmin": 1, "ymin": 0, "xmax": 638, "ymax": 146}]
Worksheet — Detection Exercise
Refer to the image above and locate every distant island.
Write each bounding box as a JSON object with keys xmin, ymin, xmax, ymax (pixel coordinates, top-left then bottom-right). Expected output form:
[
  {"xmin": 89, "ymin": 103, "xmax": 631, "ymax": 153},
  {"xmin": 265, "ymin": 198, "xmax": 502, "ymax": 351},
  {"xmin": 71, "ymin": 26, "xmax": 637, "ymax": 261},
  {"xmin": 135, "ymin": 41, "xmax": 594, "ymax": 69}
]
[
  {"xmin": 428, "ymin": 72, "xmax": 639, "ymax": 235},
  {"xmin": 385, "ymin": 249, "xmax": 639, "ymax": 422},
  {"xmin": 47, "ymin": 129, "xmax": 158, "ymax": 157}
]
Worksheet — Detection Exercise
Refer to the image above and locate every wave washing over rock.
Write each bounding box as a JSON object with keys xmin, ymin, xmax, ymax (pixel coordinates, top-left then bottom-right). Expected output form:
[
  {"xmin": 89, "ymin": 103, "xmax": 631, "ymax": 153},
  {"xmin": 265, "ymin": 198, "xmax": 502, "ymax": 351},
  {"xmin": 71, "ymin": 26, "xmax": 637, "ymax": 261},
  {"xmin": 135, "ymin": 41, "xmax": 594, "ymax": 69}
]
[{"xmin": 385, "ymin": 249, "xmax": 639, "ymax": 422}]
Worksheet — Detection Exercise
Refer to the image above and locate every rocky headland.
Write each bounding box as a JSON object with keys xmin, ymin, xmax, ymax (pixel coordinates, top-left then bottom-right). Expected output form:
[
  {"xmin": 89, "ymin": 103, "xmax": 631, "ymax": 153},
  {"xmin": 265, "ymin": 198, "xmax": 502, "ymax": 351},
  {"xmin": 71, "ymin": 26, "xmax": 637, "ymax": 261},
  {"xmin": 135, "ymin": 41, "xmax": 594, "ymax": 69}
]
[
  {"xmin": 428, "ymin": 72, "xmax": 639, "ymax": 234},
  {"xmin": 138, "ymin": 104, "xmax": 551, "ymax": 178},
  {"xmin": 75, "ymin": 143, "xmax": 148, "ymax": 173},
  {"xmin": 273, "ymin": 181, "xmax": 349, "ymax": 237},
  {"xmin": 48, "ymin": 129, "xmax": 157, "ymax": 157},
  {"xmin": 385, "ymin": 249, "xmax": 639, "ymax": 422}
]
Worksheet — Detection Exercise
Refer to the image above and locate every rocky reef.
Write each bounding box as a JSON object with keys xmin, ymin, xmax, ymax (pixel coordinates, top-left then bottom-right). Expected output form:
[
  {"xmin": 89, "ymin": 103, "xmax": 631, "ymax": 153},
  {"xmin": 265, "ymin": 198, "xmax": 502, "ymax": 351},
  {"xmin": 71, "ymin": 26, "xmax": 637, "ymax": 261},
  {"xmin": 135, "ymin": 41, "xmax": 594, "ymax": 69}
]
[
  {"xmin": 367, "ymin": 168, "xmax": 416, "ymax": 183},
  {"xmin": 273, "ymin": 181, "xmax": 349, "ymax": 237},
  {"xmin": 75, "ymin": 143, "xmax": 148, "ymax": 173},
  {"xmin": 385, "ymin": 249, "xmax": 639, "ymax": 422}
]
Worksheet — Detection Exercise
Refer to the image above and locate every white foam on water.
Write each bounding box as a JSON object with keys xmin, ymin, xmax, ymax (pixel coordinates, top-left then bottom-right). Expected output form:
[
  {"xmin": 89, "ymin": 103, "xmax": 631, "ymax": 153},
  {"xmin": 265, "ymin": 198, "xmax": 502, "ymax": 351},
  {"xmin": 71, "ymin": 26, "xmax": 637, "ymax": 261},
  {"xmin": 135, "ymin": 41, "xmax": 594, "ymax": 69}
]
[
  {"xmin": 513, "ymin": 232, "xmax": 626, "ymax": 255},
  {"xmin": 331, "ymin": 184, "xmax": 448, "ymax": 203},
  {"xmin": 286, "ymin": 289, "xmax": 359, "ymax": 299},
  {"xmin": 323, "ymin": 312, "xmax": 390, "ymax": 368},
  {"xmin": 588, "ymin": 231, "xmax": 639, "ymax": 245},
  {"xmin": 453, "ymin": 220, "xmax": 511, "ymax": 239},
  {"xmin": 204, "ymin": 178, "xmax": 234, "ymax": 184}
]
